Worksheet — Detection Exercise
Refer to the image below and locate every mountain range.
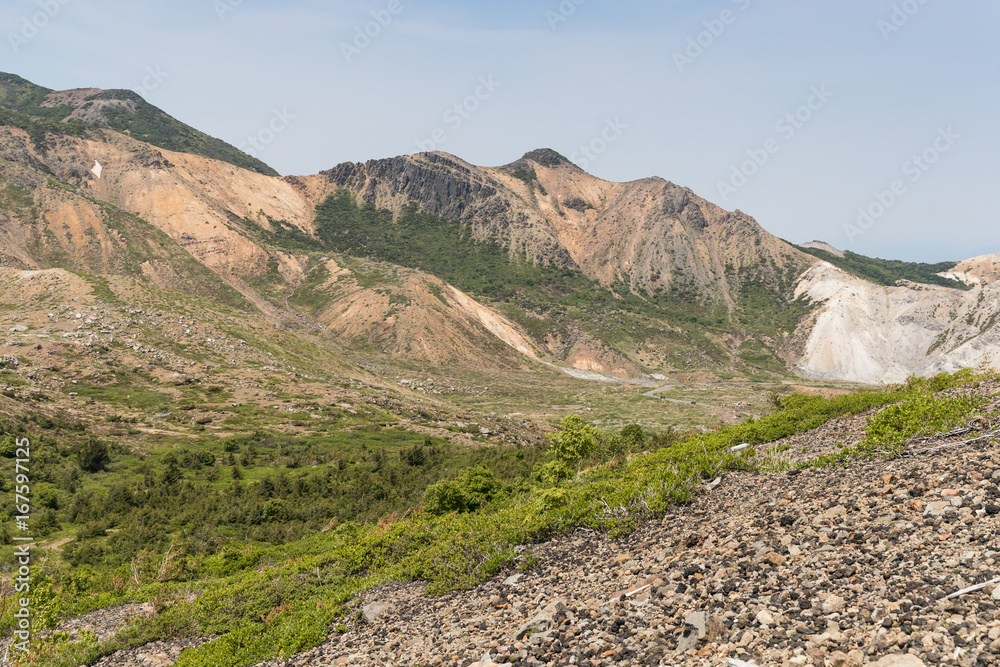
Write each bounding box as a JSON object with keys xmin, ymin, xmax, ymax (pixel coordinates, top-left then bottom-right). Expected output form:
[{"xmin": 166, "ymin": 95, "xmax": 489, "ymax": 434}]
[{"xmin": 2, "ymin": 71, "xmax": 998, "ymax": 385}]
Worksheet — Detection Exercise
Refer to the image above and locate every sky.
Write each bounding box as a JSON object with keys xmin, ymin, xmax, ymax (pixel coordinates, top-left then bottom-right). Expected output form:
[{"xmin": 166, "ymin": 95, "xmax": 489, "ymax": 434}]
[{"xmin": 2, "ymin": 0, "xmax": 998, "ymax": 263}]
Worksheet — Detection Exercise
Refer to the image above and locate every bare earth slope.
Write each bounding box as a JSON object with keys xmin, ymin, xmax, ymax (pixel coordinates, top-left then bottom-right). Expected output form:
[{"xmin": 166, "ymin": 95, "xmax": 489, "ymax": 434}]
[
  {"xmin": 0, "ymin": 128, "xmax": 554, "ymax": 371},
  {"xmin": 940, "ymin": 255, "xmax": 1000, "ymax": 287},
  {"xmin": 796, "ymin": 263, "xmax": 1000, "ymax": 384}
]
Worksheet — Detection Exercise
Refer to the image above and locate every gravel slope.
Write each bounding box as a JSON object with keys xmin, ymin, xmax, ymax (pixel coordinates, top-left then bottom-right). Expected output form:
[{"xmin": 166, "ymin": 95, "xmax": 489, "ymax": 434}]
[{"xmin": 258, "ymin": 437, "xmax": 1000, "ymax": 667}]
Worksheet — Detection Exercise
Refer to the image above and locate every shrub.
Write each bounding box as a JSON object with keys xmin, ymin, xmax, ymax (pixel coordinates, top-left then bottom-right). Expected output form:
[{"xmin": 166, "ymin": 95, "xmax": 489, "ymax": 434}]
[
  {"xmin": 75, "ymin": 438, "xmax": 111, "ymax": 472},
  {"xmin": 857, "ymin": 392, "xmax": 986, "ymax": 456},
  {"xmin": 401, "ymin": 444, "xmax": 426, "ymax": 467},
  {"xmin": 424, "ymin": 466, "xmax": 501, "ymax": 514},
  {"xmin": 539, "ymin": 415, "xmax": 599, "ymax": 486},
  {"xmin": 0, "ymin": 435, "xmax": 18, "ymax": 458}
]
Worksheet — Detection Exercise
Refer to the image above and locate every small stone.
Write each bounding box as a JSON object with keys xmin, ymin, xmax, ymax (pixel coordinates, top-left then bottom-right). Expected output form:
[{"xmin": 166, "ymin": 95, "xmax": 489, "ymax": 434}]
[
  {"xmin": 761, "ymin": 551, "xmax": 786, "ymax": 566},
  {"xmin": 923, "ymin": 501, "xmax": 951, "ymax": 517},
  {"xmin": 685, "ymin": 611, "xmax": 708, "ymax": 639},
  {"xmin": 829, "ymin": 651, "xmax": 851, "ymax": 667},
  {"xmin": 815, "ymin": 505, "xmax": 847, "ymax": 523},
  {"xmin": 361, "ymin": 601, "xmax": 390, "ymax": 622},
  {"xmin": 822, "ymin": 594, "xmax": 846, "ymax": 614},
  {"xmin": 756, "ymin": 609, "xmax": 775, "ymax": 626},
  {"xmin": 869, "ymin": 655, "xmax": 926, "ymax": 666},
  {"xmin": 515, "ymin": 600, "xmax": 567, "ymax": 639}
]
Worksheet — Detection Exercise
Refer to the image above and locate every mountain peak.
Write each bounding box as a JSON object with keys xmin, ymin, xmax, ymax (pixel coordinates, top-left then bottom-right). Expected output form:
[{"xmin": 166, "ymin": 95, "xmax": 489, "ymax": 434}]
[
  {"xmin": 519, "ymin": 148, "xmax": 572, "ymax": 167},
  {"xmin": 799, "ymin": 240, "xmax": 845, "ymax": 258},
  {"xmin": 0, "ymin": 71, "xmax": 278, "ymax": 176}
]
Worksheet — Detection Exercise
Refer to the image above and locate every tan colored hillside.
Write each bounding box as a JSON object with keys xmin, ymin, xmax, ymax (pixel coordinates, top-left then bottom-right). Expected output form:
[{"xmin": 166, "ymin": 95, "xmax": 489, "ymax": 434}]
[
  {"xmin": 319, "ymin": 149, "xmax": 817, "ymax": 309},
  {"xmin": 2, "ymin": 81, "xmax": 998, "ymax": 384},
  {"xmin": 940, "ymin": 254, "xmax": 1000, "ymax": 285}
]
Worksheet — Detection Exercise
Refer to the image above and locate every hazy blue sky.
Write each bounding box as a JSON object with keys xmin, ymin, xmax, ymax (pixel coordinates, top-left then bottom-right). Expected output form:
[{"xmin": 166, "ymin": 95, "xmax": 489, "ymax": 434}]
[{"xmin": 4, "ymin": 0, "xmax": 997, "ymax": 262}]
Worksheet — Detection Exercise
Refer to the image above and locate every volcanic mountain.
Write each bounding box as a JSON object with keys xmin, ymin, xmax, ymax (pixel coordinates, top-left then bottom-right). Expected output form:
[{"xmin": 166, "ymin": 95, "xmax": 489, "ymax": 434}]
[{"xmin": 1, "ymin": 71, "xmax": 997, "ymax": 384}]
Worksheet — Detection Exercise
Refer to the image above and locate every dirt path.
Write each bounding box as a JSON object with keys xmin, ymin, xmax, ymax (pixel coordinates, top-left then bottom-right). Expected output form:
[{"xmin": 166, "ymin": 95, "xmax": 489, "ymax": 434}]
[
  {"xmin": 643, "ymin": 384, "xmax": 721, "ymax": 409},
  {"xmin": 42, "ymin": 537, "xmax": 74, "ymax": 550},
  {"xmin": 643, "ymin": 384, "xmax": 758, "ymax": 418}
]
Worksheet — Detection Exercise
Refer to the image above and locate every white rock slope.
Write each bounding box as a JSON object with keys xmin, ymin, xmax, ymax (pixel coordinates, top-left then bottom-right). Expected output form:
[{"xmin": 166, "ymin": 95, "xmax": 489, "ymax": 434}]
[{"xmin": 796, "ymin": 263, "xmax": 1000, "ymax": 384}]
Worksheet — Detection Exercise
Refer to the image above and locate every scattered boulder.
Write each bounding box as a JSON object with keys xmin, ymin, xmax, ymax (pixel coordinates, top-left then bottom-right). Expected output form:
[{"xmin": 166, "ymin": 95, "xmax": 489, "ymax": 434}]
[
  {"xmin": 821, "ymin": 594, "xmax": 846, "ymax": 614},
  {"xmin": 361, "ymin": 601, "xmax": 389, "ymax": 623},
  {"xmin": 514, "ymin": 600, "xmax": 567, "ymax": 639},
  {"xmin": 867, "ymin": 655, "xmax": 926, "ymax": 667}
]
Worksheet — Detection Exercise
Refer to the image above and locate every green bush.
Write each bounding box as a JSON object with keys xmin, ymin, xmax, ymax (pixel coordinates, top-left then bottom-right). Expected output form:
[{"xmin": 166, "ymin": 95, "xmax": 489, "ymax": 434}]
[
  {"xmin": 424, "ymin": 466, "xmax": 501, "ymax": 514},
  {"xmin": 0, "ymin": 435, "xmax": 18, "ymax": 458},
  {"xmin": 75, "ymin": 438, "xmax": 110, "ymax": 472},
  {"xmin": 858, "ymin": 392, "xmax": 986, "ymax": 456},
  {"xmin": 537, "ymin": 415, "xmax": 599, "ymax": 486}
]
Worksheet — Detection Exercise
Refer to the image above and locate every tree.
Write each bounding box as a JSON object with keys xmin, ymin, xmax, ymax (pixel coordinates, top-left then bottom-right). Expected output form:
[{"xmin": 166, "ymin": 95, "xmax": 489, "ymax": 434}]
[
  {"xmin": 0, "ymin": 435, "xmax": 18, "ymax": 458},
  {"xmin": 161, "ymin": 460, "xmax": 182, "ymax": 486},
  {"xmin": 620, "ymin": 424, "xmax": 645, "ymax": 450},
  {"xmin": 543, "ymin": 415, "xmax": 598, "ymax": 486},
  {"xmin": 401, "ymin": 443, "xmax": 426, "ymax": 467},
  {"xmin": 424, "ymin": 466, "xmax": 501, "ymax": 515},
  {"xmin": 76, "ymin": 437, "xmax": 111, "ymax": 473}
]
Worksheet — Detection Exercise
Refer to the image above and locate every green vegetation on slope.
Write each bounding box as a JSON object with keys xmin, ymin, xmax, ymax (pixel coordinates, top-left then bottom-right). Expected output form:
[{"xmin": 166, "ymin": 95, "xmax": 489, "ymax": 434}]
[
  {"xmin": 796, "ymin": 245, "xmax": 971, "ymax": 291},
  {"xmin": 313, "ymin": 190, "xmax": 604, "ymax": 308},
  {"xmin": 2, "ymin": 419, "xmax": 542, "ymax": 572},
  {"xmin": 91, "ymin": 90, "xmax": 279, "ymax": 176},
  {"xmin": 0, "ymin": 72, "xmax": 277, "ymax": 176},
  {"xmin": 5, "ymin": 369, "xmax": 991, "ymax": 667},
  {"xmin": 309, "ymin": 190, "xmax": 810, "ymax": 373}
]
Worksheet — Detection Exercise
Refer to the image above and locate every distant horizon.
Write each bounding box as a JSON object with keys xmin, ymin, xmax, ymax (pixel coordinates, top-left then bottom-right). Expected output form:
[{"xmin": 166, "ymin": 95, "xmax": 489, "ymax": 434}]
[{"xmin": 4, "ymin": 0, "xmax": 997, "ymax": 264}]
